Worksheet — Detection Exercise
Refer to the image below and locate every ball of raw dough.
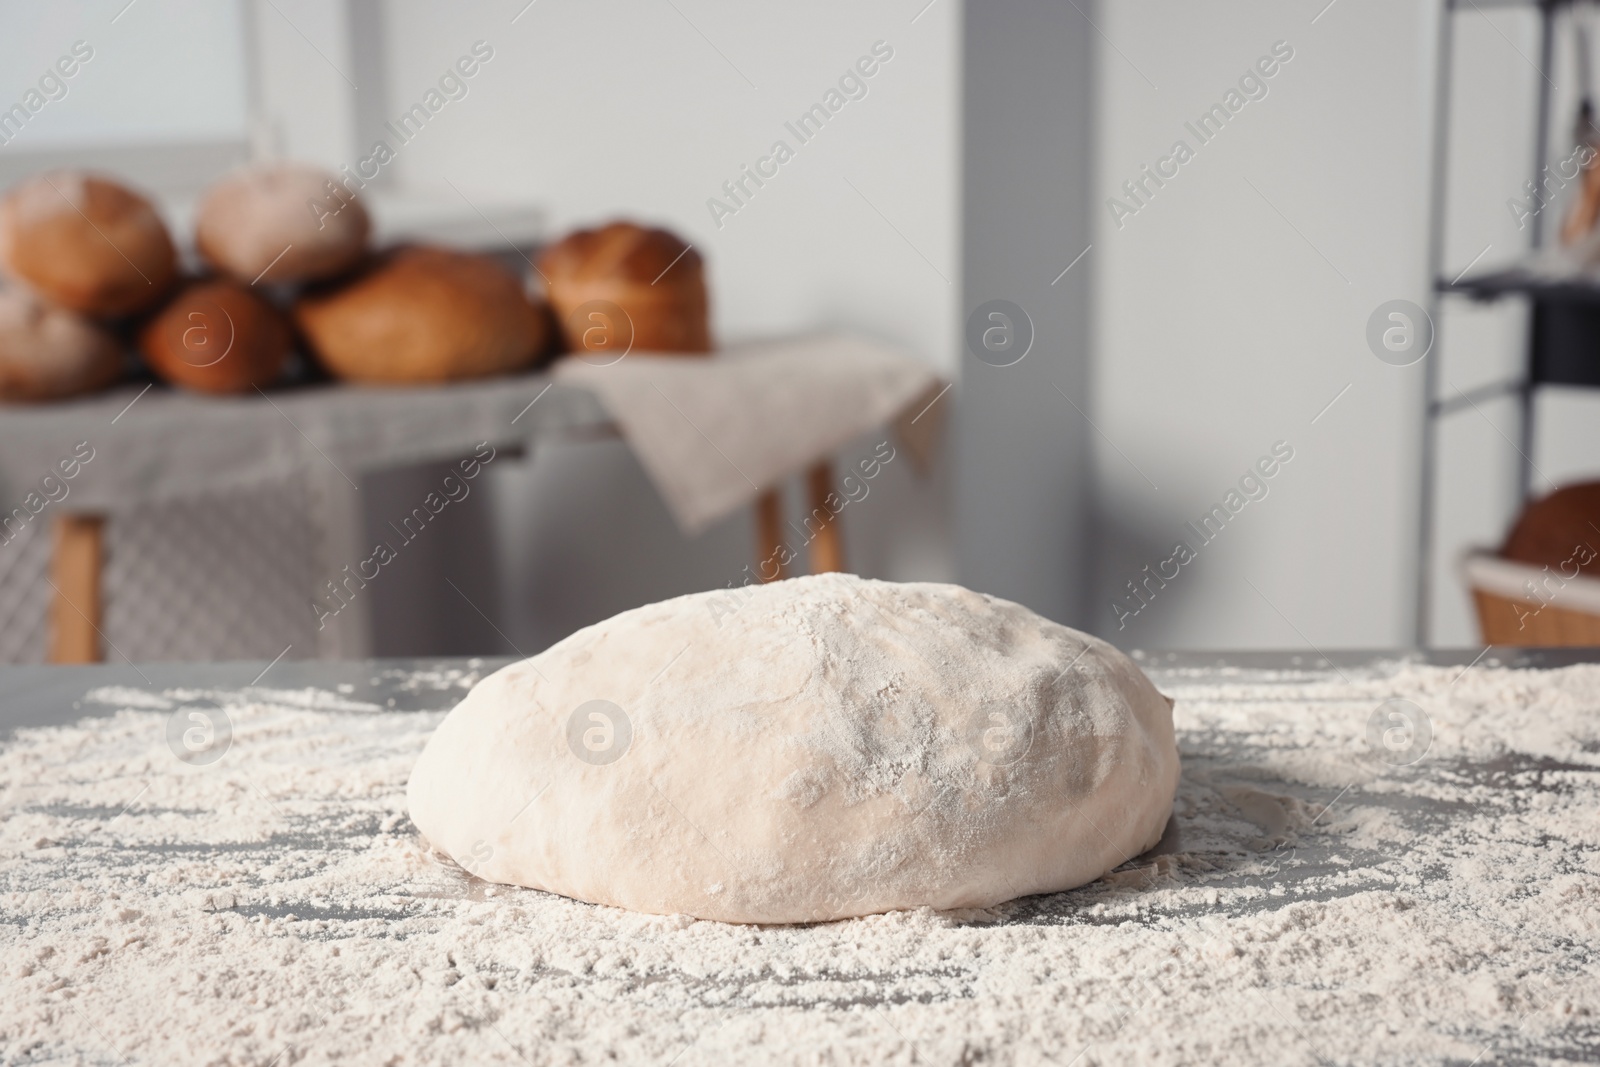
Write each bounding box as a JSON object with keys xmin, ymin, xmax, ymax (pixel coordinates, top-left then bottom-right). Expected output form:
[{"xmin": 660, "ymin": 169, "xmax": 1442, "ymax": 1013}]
[
  {"xmin": 407, "ymin": 575, "xmax": 1179, "ymax": 923},
  {"xmin": 138, "ymin": 279, "xmax": 292, "ymax": 394},
  {"xmin": 0, "ymin": 287, "xmax": 123, "ymax": 402},
  {"xmin": 0, "ymin": 171, "xmax": 177, "ymax": 318},
  {"xmin": 294, "ymin": 245, "xmax": 547, "ymax": 383},
  {"xmin": 196, "ymin": 164, "xmax": 370, "ymax": 284}
]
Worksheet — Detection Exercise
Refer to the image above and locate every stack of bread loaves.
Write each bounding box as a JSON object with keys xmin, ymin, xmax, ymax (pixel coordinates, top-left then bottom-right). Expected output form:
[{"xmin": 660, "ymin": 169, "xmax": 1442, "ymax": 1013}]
[
  {"xmin": 135, "ymin": 163, "xmax": 367, "ymax": 393},
  {"xmin": 0, "ymin": 167, "xmax": 318, "ymax": 398},
  {"xmin": 1, "ymin": 161, "xmax": 708, "ymax": 402}
]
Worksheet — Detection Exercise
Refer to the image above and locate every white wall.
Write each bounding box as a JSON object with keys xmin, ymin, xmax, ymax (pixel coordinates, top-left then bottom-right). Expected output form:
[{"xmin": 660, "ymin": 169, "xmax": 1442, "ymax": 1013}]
[
  {"xmin": 1091, "ymin": 0, "xmax": 1437, "ymax": 649},
  {"xmin": 0, "ymin": 0, "xmax": 247, "ymax": 149},
  {"xmin": 367, "ymin": 0, "xmax": 960, "ymax": 654}
]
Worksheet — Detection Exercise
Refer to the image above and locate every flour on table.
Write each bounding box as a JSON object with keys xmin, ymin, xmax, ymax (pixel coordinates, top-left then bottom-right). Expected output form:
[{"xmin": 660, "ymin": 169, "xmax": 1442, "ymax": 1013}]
[{"xmin": 1, "ymin": 660, "xmax": 1597, "ymax": 1065}]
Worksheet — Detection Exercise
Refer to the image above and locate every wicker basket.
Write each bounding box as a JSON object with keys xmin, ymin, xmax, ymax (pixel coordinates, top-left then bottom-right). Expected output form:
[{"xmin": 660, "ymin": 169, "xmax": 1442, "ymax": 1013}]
[{"xmin": 1462, "ymin": 551, "xmax": 1600, "ymax": 645}]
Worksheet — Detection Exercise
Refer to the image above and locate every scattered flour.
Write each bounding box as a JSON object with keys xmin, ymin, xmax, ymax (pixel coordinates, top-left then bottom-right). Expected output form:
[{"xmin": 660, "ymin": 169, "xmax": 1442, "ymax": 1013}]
[{"xmin": 1, "ymin": 659, "xmax": 1597, "ymax": 1065}]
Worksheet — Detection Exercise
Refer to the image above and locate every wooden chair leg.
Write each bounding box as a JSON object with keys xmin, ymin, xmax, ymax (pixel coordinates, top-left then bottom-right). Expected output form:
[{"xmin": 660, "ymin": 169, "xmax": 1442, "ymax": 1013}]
[
  {"xmin": 754, "ymin": 488, "xmax": 789, "ymax": 582},
  {"xmin": 50, "ymin": 514, "xmax": 105, "ymax": 664},
  {"xmin": 806, "ymin": 460, "xmax": 846, "ymax": 575}
]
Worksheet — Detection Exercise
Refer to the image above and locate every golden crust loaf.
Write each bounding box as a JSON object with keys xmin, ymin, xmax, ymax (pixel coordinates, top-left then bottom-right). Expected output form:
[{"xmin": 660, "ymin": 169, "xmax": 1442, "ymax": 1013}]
[
  {"xmin": 539, "ymin": 221, "xmax": 711, "ymax": 355},
  {"xmin": 0, "ymin": 171, "xmax": 176, "ymax": 318},
  {"xmin": 0, "ymin": 287, "xmax": 123, "ymax": 402},
  {"xmin": 139, "ymin": 279, "xmax": 292, "ymax": 394},
  {"xmin": 294, "ymin": 246, "xmax": 547, "ymax": 384}
]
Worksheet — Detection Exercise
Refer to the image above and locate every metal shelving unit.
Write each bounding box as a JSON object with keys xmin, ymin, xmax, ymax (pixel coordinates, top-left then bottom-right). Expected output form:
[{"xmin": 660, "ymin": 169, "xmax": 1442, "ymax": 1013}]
[{"xmin": 1420, "ymin": 0, "xmax": 1600, "ymax": 642}]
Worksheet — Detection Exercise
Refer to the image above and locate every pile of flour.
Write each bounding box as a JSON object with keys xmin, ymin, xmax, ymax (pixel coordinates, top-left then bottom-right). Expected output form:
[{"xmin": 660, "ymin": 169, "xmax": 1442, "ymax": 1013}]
[{"xmin": 1, "ymin": 658, "xmax": 1597, "ymax": 1065}]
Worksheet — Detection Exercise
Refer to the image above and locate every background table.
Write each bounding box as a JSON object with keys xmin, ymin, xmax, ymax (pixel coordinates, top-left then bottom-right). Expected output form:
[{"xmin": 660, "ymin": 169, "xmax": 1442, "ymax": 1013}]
[
  {"xmin": 0, "ymin": 343, "xmax": 904, "ymax": 664},
  {"xmin": 0, "ymin": 375, "xmax": 609, "ymax": 662}
]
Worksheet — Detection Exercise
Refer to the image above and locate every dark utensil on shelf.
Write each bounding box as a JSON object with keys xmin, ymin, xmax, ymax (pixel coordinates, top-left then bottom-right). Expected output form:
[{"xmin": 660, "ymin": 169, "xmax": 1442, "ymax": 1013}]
[{"xmin": 1561, "ymin": 6, "xmax": 1600, "ymax": 246}]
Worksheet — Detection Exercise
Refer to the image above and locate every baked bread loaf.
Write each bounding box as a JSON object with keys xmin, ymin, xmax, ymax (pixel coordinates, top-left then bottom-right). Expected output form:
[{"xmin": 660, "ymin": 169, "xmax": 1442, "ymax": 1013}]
[
  {"xmin": 139, "ymin": 279, "xmax": 291, "ymax": 394},
  {"xmin": 0, "ymin": 287, "xmax": 123, "ymax": 402},
  {"xmin": 1503, "ymin": 482, "xmax": 1600, "ymax": 577},
  {"xmin": 294, "ymin": 246, "xmax": 547, "ymax": 383},
  {"xmin": 539, "ymin": 221, "xmax": 711, "ymax": 356},
  {"xmin": 196, "ymin": 164, "xmax": 370, "ymax": 284},
  {"xmin": 0, "ymin": 171, "xmax": 176, "ymax": 317}
]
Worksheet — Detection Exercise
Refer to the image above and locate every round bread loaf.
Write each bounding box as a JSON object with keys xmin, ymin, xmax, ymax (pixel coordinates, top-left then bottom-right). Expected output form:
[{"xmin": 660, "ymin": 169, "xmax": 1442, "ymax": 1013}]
[
  {"xmin": 408, "ymin": 575, "xmax": 1180, "ymax": 924},
  {"xmin": 196, "ymin": 164, "xmax": 370, "ymax": 284},
  {"xmin": 139, "ymin": 279, "xmax": 291, "ymax": 394},
  {"xmin": 1503, "ymin": 482, "xmax": 1600, "ymax": 577},
  {"xmin": 539, "ymin": 220, "xmax": 711, "ymax": 357},
  {"xmin": 0, "ymin": 171, "xmax": 176, "ymax": 318},
  {"xmin": 0, "ymin": 287, "xmax": 123, "ymax": 402},
  {"xmin": 294, "ymin": 246, "xmax": 547, "ymax": 383}
]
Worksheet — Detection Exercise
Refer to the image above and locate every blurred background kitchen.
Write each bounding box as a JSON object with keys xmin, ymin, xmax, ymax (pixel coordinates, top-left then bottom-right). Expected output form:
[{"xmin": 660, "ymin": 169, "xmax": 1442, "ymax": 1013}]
[{"xmin": 2, "ymin": 0, "xmax": 1598, "ymax": 665}]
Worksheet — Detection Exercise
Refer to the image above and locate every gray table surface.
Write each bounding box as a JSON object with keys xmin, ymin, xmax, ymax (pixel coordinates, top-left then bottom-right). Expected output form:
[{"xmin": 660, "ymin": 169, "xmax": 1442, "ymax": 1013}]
[
  {"xmin": 6, "ymin": 647, "xmax": 1596, "ymax": 737},
  {"xmin": 3, "ymin": 649, "xmax": 1597, "ymax": 1064}
]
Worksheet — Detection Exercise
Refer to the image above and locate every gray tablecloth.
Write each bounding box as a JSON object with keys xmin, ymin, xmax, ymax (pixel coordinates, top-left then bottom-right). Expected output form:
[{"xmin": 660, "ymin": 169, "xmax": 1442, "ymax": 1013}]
[
  {"xmin": 0, "ymin": 333, "xmax": 941, "ymax": 535},
  {"xmin": 0, "ymin": 374, "xmax": 610, "ymax": 513}
]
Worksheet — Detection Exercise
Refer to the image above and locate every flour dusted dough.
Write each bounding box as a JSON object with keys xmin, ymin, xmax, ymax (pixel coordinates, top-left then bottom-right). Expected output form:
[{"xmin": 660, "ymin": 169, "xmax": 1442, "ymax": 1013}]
[{"xmin": 406, "ymin": 575, "xmax": 1179, "ymax": 923}]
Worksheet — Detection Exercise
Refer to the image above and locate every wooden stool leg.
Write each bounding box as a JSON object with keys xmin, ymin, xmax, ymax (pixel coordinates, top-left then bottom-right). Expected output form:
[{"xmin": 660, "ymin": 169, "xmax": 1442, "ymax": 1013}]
[
  {"xmin": 50, "ymin": 514, "xmax": 105, "ymax": 664},
  {"xmin": 806, "ymin": 460, "xmax": 846, "ymax": 575},
  {"xmin": 754, "ymin": 488, "xmax": 789, "ymax": 582}
]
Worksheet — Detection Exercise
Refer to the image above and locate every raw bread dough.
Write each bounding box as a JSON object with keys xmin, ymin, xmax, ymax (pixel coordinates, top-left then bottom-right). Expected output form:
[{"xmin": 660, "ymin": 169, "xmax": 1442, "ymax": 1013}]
[{"xmin": 406, "ymin": 575, "xmax": 1179, "ymax": 923}]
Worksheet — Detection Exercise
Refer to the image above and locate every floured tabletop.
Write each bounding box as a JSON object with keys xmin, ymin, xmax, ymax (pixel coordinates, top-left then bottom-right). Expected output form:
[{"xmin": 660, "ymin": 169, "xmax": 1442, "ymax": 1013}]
[{"xmin": 1, "ymin": 651, "xmax": 1597, "ymax": 1065}]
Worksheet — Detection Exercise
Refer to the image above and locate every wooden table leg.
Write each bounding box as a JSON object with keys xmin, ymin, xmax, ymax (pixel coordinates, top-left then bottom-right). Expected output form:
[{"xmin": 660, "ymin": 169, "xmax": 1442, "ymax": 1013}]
[
  {"xmin": 754, "ymin": 488, "xmax": 789, "ymax": 582},
  {"xmin": 806, "ymin": 460, "xmax": 846, "ymax": 575},
  {"xmin": 50, "ymin": 514, "xmax": 105, "ymax": 664}
]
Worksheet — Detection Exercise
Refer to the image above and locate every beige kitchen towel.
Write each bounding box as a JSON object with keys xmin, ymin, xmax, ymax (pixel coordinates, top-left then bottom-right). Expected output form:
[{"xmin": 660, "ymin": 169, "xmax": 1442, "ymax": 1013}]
[{"xmin": 553, "ymin": 333, "xmax": 942, "ymax": 533}]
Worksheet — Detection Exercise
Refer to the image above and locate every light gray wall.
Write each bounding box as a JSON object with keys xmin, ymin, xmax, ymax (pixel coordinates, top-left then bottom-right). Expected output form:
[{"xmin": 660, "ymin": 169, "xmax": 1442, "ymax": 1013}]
[
  {"xmin": 955, "ymin": 0, "xmax": 1095, "ymax": 628},
  {"xmin": 0, "ymin": 0, "xmax": 248, "ymax": 150},
  {"xmin": 1089, "ymin": 0, "xmax": 1437, "ymax": 649}
]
